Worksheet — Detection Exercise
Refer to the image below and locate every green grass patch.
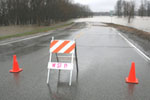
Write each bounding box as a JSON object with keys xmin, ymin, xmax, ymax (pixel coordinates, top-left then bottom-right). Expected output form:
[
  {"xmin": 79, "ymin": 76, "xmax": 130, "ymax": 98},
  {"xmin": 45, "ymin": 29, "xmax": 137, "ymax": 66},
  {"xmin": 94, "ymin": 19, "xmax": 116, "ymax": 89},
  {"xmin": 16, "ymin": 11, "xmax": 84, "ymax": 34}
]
[{"xmin": 0, "ymin": 22, "xmax": 74, "ymax": 40}]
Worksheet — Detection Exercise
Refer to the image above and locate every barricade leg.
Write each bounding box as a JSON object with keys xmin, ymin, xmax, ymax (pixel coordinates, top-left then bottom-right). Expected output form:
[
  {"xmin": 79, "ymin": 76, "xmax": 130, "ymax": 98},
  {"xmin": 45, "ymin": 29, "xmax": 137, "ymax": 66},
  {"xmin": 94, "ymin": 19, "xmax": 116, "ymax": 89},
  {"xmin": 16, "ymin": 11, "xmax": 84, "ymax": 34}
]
[
  {"xmin": 75, "ymin": 44, "xmax": 79, "ymax": 74},
  {"xmin": 47, "ymin": 69, "xmax": 50, "ymax": 84},
  {"xmin": 69, "ymin": 70, "xmax": 73, "ymax": 86}
]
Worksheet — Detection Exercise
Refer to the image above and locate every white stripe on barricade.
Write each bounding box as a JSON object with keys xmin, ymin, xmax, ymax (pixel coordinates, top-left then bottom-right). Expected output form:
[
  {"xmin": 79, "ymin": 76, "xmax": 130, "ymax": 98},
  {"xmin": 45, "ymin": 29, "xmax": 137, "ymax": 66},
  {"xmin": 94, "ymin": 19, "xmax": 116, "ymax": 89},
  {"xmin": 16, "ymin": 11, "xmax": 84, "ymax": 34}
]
[{"xmin": 59, "ymin": 41, "xmax": 75, "ymax": 53}]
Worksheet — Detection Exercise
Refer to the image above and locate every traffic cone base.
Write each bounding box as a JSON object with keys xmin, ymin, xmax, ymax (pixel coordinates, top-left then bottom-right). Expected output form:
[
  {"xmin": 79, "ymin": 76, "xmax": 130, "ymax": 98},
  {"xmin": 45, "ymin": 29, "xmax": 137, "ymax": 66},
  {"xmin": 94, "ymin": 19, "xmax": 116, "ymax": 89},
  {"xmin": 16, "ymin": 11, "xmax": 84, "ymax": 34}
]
[
  {"xmin": 9, "ymin": 68, "xmax": 23, "ymax": 73},
  {"xmin": 126, "ymin": 77, "xmax": 138, "ymax": 84}
]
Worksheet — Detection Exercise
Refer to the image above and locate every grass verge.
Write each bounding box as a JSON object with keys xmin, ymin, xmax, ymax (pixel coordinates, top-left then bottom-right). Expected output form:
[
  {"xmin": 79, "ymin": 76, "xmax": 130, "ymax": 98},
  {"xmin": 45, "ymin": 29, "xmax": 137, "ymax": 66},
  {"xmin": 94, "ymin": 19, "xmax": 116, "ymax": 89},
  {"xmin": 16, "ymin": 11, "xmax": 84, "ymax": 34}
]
[{"xmin": 0, "ymin": 22, "xmax": 74, "ymax": 40}]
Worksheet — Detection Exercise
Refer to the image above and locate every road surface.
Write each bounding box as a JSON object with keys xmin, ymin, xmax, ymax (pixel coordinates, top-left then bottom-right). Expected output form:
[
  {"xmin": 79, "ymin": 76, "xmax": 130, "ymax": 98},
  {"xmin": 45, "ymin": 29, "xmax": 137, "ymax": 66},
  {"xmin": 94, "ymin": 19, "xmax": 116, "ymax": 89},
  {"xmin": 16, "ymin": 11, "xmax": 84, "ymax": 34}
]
[{"xmin": 0, "ymin": 22, "xmax": 150, "ymax": 100}]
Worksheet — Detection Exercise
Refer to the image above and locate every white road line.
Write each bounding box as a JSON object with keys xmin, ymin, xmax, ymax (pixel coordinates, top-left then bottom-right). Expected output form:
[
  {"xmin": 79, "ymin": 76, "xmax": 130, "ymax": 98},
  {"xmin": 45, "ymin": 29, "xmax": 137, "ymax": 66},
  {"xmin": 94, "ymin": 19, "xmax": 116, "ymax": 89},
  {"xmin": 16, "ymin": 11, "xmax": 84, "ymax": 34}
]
[
  {"xmin": 0, "ymin": 32, "xmax": 53, "ymax": 46},
  {"xmin": 114, "ymin": 28, "xmax": 150, "ymax": 61}
]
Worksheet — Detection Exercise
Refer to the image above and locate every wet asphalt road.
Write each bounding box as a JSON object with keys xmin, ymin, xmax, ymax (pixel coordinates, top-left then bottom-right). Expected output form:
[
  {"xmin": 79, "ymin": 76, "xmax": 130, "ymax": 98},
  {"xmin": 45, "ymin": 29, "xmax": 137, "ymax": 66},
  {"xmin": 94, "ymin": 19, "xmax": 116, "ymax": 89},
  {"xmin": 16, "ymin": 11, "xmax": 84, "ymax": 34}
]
[{"xmin": 0, "ymin": 22, "xmax": 150, "ymax": 100}]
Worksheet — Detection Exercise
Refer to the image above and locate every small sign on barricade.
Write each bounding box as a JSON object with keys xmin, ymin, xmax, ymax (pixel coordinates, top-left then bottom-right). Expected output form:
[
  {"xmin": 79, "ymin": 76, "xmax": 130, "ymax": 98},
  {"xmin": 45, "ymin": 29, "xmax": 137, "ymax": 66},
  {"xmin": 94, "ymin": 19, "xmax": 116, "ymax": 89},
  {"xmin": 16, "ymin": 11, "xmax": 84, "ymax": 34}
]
[{"xmin": 46, "ymin": 37, "xmax": 78, "ymax": 86}]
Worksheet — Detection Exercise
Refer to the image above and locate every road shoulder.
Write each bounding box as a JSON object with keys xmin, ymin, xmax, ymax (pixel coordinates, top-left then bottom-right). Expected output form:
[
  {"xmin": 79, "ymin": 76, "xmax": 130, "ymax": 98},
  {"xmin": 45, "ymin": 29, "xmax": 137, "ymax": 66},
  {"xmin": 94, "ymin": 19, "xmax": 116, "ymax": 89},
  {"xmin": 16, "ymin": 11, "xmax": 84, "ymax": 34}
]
[{"xmin": 105, "ymin": 23, "xmax": 150, "ymax": 58}]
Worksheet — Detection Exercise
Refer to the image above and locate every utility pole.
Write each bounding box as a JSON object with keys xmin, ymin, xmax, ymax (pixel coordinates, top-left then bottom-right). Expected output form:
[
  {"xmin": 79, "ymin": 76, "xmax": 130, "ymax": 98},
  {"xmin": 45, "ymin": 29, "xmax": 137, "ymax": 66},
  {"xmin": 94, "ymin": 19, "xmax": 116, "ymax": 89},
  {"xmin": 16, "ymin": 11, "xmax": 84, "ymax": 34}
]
[{"xmin": 110, "ymin": 10, "xmax": 113, "ymax": 23}]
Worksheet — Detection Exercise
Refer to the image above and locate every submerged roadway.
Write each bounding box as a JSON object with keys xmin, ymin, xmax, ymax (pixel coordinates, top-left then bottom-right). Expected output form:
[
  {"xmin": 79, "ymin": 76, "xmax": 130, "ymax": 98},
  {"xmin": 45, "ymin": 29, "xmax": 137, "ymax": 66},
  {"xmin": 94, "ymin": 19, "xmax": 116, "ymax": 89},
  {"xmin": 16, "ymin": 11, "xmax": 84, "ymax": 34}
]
[{"xmin": 0, "ymin": 21, "xmax": 150, "ymax": 100}]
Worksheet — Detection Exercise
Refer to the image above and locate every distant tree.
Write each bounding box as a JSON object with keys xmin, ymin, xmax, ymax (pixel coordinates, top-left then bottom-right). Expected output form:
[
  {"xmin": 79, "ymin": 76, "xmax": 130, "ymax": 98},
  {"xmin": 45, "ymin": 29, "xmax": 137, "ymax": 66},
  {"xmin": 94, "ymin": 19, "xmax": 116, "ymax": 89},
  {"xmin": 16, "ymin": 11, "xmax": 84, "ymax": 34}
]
[
  {"xmin": 138, "ymin": 0, "xmax": 147, "ymax": 16},
  {"xmin": 122, "ymin": 1, "xmax": 129, "ymax": 17},
  {"xmin": 115, "ymin": 0, "xmax": 135, "ymax": 23},
  {"xmin": 147, "ymin": 1, "xmax": 150, "ymax": 16},
  {"xmin": 127, "ymin": 1, "xmax": 135, "ymax": 23},
  {"xmin": 115, "ymin": 0, "xmax": 123, "ymax": 17}
]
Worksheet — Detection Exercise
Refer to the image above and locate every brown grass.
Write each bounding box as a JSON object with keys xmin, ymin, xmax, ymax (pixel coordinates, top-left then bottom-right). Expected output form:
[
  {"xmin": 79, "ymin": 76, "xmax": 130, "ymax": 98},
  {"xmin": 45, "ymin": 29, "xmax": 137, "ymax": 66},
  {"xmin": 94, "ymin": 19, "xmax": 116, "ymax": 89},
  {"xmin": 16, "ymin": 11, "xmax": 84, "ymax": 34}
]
[
  {"xmin": 0, "ymin": 22, "xmax": 73, "ymax": 40},
  {"xmin": 105, "ymin": 23, "xmax": 150, "ymax": 40},
  {"xmin": 0, "ymin": 25, "xmax": 45, "ymax": 37}
]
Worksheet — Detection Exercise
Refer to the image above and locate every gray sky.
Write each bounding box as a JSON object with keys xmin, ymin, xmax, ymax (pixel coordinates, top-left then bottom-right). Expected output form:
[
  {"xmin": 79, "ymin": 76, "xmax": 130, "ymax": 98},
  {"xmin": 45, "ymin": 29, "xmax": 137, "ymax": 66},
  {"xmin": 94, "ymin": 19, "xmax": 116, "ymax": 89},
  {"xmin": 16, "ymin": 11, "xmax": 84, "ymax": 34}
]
[{"xmin": 73, "ymin": 0, "xmax": 141, "ymax": 12}]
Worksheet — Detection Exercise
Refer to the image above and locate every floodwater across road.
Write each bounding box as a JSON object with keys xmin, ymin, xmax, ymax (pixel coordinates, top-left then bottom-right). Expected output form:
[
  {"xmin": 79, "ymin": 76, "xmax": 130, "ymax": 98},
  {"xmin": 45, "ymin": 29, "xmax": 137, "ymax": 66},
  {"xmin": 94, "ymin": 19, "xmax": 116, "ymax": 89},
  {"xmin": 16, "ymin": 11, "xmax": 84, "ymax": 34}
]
[{"xmin": 0, "ymin": 21, "xmax": 150, "ymax": 100}]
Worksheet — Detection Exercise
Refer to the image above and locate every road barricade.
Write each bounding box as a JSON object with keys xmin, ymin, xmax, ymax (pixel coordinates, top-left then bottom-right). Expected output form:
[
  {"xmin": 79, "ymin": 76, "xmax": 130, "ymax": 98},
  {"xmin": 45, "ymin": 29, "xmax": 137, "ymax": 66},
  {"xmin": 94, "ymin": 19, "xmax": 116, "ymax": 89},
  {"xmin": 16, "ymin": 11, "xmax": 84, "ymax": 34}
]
[{"xmin": 46, "ymin": 37, "xmax": 78, "ymax": 86}]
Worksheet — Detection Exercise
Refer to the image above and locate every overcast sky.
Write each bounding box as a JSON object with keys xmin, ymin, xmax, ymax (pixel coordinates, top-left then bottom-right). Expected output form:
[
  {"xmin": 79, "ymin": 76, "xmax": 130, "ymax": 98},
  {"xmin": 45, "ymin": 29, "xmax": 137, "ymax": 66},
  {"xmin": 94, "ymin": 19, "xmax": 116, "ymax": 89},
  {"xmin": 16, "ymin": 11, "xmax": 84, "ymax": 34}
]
[{"xmin": 73, "ymin": 0, "xmax": 141, "ymax": 12}]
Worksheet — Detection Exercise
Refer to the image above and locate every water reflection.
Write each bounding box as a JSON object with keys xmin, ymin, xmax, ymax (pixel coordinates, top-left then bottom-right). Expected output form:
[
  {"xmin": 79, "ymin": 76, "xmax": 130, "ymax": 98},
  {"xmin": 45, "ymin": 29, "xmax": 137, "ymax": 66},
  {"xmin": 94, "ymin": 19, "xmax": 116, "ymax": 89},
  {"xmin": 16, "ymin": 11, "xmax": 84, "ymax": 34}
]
[
  {"xmin": 47, "ymin": 83, "xmax": 78, "ymax": 100},
  {"xmin": 47, "ymin": 72, "xmax": 79, "ymax": 100},
  {"xmin": 128, "ymin": 84, "xmax": 135, "ymax": 95},
  {"xmin": 13, "ymin": 73, "xmax": 20, "ymax": 86}
]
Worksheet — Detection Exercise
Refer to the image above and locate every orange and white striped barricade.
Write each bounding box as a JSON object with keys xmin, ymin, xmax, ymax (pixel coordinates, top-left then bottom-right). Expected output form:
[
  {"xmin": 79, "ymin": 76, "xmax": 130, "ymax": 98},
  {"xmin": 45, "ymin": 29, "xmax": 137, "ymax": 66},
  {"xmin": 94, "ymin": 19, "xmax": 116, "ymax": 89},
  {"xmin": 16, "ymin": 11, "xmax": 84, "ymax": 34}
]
[{"xmin": 46, "ymin": 37, "xmax": 76, "ymax": 86}]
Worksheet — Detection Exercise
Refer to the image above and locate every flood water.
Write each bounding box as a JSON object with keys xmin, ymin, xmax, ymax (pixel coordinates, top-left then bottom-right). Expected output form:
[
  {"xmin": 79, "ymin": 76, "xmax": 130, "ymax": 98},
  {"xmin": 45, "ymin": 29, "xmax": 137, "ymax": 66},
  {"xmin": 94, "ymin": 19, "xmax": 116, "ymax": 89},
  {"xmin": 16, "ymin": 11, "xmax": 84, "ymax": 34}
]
[{"xmin": 75, "ymin": 16, "xmax": 150, "ymax": 32}]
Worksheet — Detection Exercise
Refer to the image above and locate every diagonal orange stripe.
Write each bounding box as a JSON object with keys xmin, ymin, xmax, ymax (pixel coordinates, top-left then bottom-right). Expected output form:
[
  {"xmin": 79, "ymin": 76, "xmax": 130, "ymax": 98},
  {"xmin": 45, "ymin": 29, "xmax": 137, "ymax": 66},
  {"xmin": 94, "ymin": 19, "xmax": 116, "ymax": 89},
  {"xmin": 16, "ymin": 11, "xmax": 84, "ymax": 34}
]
[
  {"xmin": 53, "ymin": 41, "xmax": 70, "ymax": 53},
  {"xmin": 50, "ymin": 40, "xmax": 58, "ymax": 48},
  {"xmin": 64, "ymin": 43, "xmax": 75, "ymax": 53}
]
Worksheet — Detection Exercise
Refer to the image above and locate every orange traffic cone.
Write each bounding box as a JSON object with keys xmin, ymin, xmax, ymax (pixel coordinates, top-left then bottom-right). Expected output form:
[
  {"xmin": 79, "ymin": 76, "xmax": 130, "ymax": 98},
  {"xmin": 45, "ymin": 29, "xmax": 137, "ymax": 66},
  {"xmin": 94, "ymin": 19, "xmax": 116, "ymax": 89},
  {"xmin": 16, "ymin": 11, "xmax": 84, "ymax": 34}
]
[
  {"xmin": 10, "ymin": 55, "xmax": 23, "ymax": 73},
  {"xmin": 126, "ymin": 62, "xmax": 138, "ymax": 84}
]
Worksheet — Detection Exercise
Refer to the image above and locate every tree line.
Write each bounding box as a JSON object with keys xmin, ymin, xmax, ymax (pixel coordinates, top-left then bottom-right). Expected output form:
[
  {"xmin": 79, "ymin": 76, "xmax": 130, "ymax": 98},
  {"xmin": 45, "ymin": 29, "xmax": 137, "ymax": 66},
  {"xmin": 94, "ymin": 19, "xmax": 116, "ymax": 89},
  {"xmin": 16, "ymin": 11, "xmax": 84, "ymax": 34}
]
[
  {"xmin": 115, "ymin": 0, "xmax": 150, "ymax": 22},
  {"xmin": 115, "ymin": 0, "xmax": 135, "ymax": 22},
  {"xmin": 0, "ymin": 0, "xmax": 92, "ymax": 26},
  {"xmin": 138, "ymin": 0, "xmax": 150, "ymax": 16}
]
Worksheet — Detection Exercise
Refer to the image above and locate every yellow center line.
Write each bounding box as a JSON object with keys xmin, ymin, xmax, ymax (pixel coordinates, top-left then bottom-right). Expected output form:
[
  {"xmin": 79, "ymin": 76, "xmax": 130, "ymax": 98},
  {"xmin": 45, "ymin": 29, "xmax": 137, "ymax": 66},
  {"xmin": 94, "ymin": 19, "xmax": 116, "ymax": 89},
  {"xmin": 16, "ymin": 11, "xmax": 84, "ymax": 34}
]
[{"xmin": 75, "ymin": 33, "xmax": 84, "ymax": 39}]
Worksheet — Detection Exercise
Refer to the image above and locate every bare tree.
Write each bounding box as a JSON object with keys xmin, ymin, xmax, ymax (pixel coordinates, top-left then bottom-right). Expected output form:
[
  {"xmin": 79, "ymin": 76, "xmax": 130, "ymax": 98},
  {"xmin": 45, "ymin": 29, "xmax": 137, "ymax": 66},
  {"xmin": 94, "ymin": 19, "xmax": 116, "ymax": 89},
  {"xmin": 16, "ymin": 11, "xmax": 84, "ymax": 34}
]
[
  {"xmin": 115, "ymin": 0, "xmax": 135, "ymax": 23},
  {"xmin": 115, "ymin": 0, "xmax": 150, "ymax": 18},
  {"xmin": 115, "ymin": 0, "xmax": 123, "ymax": 17},
  {"xmin": 138, "ymin": 0, "xmax": 147, "ymax": 16},
  {"xmin": 128, "ymin": 0, "xmax": 135, "ymax": 23},
  {"xmin": 147, "ymin": 1, "xmax": 150, "ymax": 16}
]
